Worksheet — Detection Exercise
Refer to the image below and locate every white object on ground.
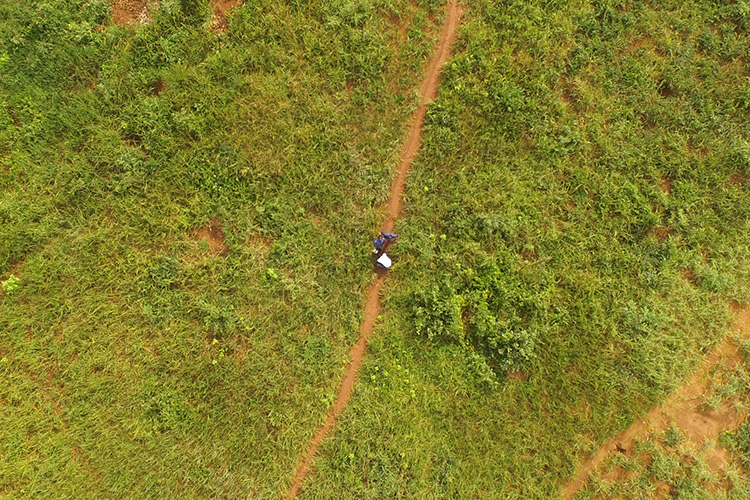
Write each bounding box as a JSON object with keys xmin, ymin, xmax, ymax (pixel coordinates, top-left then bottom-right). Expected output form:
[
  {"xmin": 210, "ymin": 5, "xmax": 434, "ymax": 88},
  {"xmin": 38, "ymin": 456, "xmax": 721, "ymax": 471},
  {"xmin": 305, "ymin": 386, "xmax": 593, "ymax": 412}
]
[{"xmin": 376, "ymin": 253, "xmax": 392, "ymax": 269}]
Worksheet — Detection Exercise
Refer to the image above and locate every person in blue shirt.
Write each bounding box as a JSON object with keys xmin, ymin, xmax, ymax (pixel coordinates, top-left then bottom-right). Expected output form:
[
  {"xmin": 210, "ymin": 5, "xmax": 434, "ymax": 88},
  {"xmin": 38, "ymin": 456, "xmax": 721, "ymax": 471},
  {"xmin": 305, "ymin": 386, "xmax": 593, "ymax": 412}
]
[
  {"xmin": 373, "ymin": 234, "xmax": 386, "ymax": 253},
  {"xmin": 372, "ymin": 231, "xmax": 399, "ymax": 257}
]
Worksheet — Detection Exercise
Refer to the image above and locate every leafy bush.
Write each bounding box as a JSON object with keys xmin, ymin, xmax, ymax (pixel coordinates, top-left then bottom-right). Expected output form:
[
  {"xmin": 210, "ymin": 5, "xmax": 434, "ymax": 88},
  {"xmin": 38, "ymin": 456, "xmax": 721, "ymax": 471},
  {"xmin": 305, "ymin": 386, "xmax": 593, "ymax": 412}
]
[
  {"xmin": 732, "ymin": 419, "xmax": 750, "ymax": 467},
  {"xmin": 411, "ymin": 258, "xmax": 545, "ymax": 375},
  {"xmin": 412, "ymin": 283, "xmax": 464, "ymax": 343},
  {"xmin": 145, "ymin": 256, "xmax": 182, "ymax": 289}
]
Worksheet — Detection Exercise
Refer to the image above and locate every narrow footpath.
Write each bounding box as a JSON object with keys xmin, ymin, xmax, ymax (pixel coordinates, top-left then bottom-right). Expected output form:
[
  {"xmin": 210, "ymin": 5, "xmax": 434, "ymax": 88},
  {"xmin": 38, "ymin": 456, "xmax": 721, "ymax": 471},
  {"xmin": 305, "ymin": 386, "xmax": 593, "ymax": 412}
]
[
  {"xmin": 562, "ymin": 308, "xmax": 750, "ymax": 499},
  {"xmin": 285, "ymin": 1, "xmax": 464, "ymax": 498}
]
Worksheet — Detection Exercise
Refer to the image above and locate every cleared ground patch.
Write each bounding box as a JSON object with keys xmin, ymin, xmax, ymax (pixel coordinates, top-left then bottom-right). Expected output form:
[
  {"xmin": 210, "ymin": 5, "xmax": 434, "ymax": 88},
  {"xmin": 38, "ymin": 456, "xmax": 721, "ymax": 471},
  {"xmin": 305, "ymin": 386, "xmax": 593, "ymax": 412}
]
[
  {"xmin": 565, "ymin": 309, "xmax": 750, "ymax": 499},
  {"xmin": 210, "ymin": 0, "xmax": 241, "ymax": 32},
  {"xmin": 191, "ymin": 218, "xmax": 229, "ymax": 256},
  {"xmin": 111, "ymin": 0, "xmax": 149, "ymax": 25}
]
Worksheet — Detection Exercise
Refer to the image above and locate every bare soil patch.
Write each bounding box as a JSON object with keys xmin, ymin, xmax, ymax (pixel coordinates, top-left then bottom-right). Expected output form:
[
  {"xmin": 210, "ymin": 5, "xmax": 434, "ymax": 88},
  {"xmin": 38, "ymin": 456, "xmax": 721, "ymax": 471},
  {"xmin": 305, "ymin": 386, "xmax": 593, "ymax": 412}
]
[
  {"xmin": 560, "ymin": 81, "xmax": 574, "ymax": 108},
  {"xmin": 507, "ymin": 369, "xmax": 529, "ymax": 382},
  {"xmin": 562, "ymin": 308, "xmax": 750, "ymax": 499},
  {"xmin": 211, "ymin": 0, "xmax": 242, "ymax": 32},
  {"xmin": 285, "ymin": 2, "xmax": 464, "ymax": 498},
  {"xmin": 233, "ymin": 336, "xmax": 251, "ymax": 363},
  {"xmin": 620, "ymin": 36, "xmax": 658, "ymax": 56},
  {"xmin": 520, "ymin": 245, "xmax": 538, "ymax": 262},
  {"xmin": 659, "ymin": 177, "xmax": 672, "ymax": 195},
  {"xmin": 191, "ymin": 219, "xmax": 229, "ymax": 256},
  {"xmin": 111, "ymin": 0, "xmax": 149, "ymax": 25},
  {"xmin": 652, "ymin": 226, "xmax": 674, "ymax": 243},
  {"xmin": 730, "ymin": 173, "xmax": 750, "ymax": 186},
  {"xmin": 657, "ymin": 79, "xmax": 677, "ymax": 98},
  {"xmin": 681, "ymin": 267, "xmax": 697, "ymax": 284},
  {"xmin": 150, "ymin": 78, "xmax": 165, "ymax": 96}
]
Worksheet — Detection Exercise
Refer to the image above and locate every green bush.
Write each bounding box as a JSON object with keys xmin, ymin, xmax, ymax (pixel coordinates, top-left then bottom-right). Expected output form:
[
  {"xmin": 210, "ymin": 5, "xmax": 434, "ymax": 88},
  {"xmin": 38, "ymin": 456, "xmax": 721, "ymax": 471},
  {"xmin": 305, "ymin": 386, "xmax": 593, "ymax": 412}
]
[
  {"xmin": 411, "ymin": 257, "xmax": 545, "ymax": 375},
  {"xmin": 412, "ymin": 283, "xmax": 464, "ymax": 344},
  {"xmin": 1, "ymin": 274, "xmax": 21, "ymax": 295},
  {"xmin": 732, "ymin": 419, "xmax": 750, "ymax": 467}
]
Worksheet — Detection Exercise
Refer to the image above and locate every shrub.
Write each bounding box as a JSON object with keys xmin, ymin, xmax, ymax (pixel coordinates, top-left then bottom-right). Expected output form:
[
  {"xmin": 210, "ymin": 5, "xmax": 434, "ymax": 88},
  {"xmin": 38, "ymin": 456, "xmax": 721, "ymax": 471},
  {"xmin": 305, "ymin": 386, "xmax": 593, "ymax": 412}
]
[
  {"xmin": 145, "ymin": 256, "xmax": 182, "ymax": 289},
  {"xmin": 732, "ymin": 419, "xmax": 750, "ymax": 467},
  {"xmin": 411, "ymin": 258, "xmax": 546, "ymax": 376},
  {"xmin": 412, "ymin": 284, "xmax": 465, "ymax": 344}
]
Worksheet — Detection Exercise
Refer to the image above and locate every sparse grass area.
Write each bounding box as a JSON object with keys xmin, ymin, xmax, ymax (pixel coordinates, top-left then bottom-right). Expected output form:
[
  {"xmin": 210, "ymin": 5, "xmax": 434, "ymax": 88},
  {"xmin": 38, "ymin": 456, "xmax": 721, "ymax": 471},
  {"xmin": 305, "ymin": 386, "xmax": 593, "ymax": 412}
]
[
  {"xmin": 577, "ymin": 339, "xmax": 750, "ymax": 499},
  {"xmin": 302, "ymin": 0, "xmax": 750, "ymax": 498},
  {"xmin": 576, "ymin": 432, "xmax": 749, "ymax": 499},
  {"xmin": 0, "ymin": 0, "xmax": 444, "ymax": 497}
]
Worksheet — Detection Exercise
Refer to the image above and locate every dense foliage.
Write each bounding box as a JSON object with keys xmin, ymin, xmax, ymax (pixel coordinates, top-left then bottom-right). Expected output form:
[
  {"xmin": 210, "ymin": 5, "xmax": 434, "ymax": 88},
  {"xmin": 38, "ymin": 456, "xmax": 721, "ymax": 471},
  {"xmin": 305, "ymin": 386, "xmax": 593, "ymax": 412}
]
[{"xmin": 412, "ymin": 252, "xmax": 549, "ymax": 376}]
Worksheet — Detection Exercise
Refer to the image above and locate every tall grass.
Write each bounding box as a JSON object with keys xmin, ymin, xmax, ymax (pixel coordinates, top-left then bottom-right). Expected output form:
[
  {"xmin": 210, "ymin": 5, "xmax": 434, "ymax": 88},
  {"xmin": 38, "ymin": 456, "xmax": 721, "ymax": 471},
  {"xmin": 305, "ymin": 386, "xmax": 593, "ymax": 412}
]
[
  {"xmin": 0, "ymin": 0, "xmax": 444, "ymax": 497},
  {"xmin": 302, "ymin": 0, "xmax": 750, "ymax": 498}
]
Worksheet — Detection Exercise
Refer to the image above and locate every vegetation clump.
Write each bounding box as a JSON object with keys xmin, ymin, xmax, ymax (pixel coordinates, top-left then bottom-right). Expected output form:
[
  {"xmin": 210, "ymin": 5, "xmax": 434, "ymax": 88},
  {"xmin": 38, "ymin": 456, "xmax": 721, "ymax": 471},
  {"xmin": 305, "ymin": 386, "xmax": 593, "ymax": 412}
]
[{"xmin": 412, "ymin": 255, "xmax": 547, "ymax": 375}]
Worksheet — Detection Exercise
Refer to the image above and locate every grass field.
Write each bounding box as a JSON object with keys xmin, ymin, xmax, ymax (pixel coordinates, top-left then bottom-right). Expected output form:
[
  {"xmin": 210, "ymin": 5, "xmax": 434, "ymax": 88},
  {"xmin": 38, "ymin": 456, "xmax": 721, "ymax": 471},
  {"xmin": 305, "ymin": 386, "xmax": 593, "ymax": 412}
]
[
  {"xmin": 1, "ymin": 0, "xmax": 444, "ymax": 497},
  {"xmin": 300, "ymin": 0, "xmax": 750, "ymax": 498},
  {"xmin": 3, "ymin": 0, "xmax": 750, "ymax": 499}
]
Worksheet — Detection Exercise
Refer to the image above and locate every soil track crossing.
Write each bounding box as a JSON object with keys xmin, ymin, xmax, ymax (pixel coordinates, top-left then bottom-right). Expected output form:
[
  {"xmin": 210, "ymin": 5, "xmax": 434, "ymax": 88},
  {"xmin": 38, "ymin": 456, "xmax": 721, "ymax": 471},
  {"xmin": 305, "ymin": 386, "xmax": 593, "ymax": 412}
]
[
  {"xmin": 561, "ymin": 308, "xmax": 750, "ymax": 499},
  {"xmin": 284, "ymin": 1, "xmax": 463, "ymax": 498}
]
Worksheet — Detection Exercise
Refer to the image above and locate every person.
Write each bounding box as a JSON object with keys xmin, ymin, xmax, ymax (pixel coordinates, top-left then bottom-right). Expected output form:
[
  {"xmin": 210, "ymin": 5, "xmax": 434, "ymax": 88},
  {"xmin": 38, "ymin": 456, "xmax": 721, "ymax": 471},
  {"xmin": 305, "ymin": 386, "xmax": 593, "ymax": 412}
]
[
  {"xmin": 372, "ymin": 230, "xmax": 399, "ymax": 259},
  {"xmin": 373, "ymin": 234, "xmax": 386, "ymax": 255},
  {"xmin": 381, "ymin": 231, "xmax": 399, "ymax": 243}
]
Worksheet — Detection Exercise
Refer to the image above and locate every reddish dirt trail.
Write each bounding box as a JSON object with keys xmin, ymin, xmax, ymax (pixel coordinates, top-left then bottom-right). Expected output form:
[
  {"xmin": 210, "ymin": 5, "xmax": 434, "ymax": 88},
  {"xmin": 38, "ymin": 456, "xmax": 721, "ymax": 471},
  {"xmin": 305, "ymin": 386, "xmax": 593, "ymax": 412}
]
[
  {"xmin": 561, "ymin": 309, "xmax": 750, "ymax": 500},
  {"xmin": 285, "ymin": 2, "xmax": 463, "ymax": 498},
  {"xmin": 383, "ymin": 0, "xmax": 464, "ymax": 232}
]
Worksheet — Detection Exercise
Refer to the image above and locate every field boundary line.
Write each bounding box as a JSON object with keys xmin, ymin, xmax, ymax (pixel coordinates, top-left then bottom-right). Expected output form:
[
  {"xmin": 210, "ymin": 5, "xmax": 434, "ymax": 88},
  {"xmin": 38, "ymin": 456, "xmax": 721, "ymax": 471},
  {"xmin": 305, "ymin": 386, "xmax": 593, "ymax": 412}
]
[{"xmin": 284, "ymin": 1, "xmax": 464, "ymax": 498}]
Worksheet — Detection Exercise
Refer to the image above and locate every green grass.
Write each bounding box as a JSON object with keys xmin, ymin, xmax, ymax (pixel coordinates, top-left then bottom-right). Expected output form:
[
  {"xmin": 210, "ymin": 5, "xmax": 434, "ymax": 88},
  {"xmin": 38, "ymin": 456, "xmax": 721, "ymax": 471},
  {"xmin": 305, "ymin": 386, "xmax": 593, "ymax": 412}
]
[
  {"xmin": 5, "ymin": 0, "xmax": 750, "ymax": 498},
  {"xmin": 0, "ymin": 0, "xmax": 445, "ymax": 497},
  {"xmin": 301, "ymin": 0, "xmax": 750, "ymax": 498}
]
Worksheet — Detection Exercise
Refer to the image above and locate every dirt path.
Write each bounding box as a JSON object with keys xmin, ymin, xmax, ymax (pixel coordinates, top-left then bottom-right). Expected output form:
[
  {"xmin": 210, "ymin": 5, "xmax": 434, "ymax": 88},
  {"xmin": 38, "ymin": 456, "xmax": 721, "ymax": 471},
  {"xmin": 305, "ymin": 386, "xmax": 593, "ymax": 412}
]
[
  {"xmin": 561, "ymin": 308, "xmax": 750, "ymax": 500},
  {"xmin": 284, "ymin": 2, "xmax": 463, "ymax": 498}
]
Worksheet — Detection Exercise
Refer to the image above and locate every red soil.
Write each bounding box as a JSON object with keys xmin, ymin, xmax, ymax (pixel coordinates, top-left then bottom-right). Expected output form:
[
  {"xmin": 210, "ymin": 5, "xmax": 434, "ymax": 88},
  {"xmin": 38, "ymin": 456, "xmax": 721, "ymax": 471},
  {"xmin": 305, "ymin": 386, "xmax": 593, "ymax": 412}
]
[
  {"xmin": 111, "ymin": 0, "xmax": 148, "ymax": 25},
  {"xmin": 561, "ymin": 309, "xmax": 750, "ymax": 499},
  {"xmin": 284, "ymin": 1, "xmax": 464, "ymax": 498},
  {"xmin": 191, "ymin": 219, "xmax": 229, "ymax": 256},
  {"xmin": 211, "ymin": 0, "xmax": 242, "ymax": 32}
]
